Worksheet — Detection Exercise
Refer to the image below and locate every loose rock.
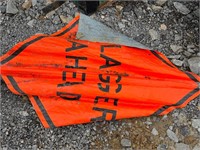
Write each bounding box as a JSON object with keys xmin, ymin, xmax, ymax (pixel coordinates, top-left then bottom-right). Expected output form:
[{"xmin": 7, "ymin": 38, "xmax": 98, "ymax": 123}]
[
  {"xmin": 22, "ymin": 0, "xmax": 32, "ymax": 10},
  {"xmin": 53, "ymin": 15, "xmax": 61, "ymax": 24},
  {"xmin": 179, "ymin": 126, "xmax": 190, "ymax": 136},
  {"xmin": 193, "ymin": 9, "xmax": 199, "ymax": 17},
  {"xmin": 167, "ymin": 129, "xmax": 179, "ymax": 142},
  {"xmin": 0, "ymin": 6, "xmax": 6, "ymax": 13},
  {"xmin": 170, "ymin": 45, "xmax": 183, "ymax": 53},
  {"xmin": 172, "ymin": 59, "xmax": 183, "ymax": 66},
  {"xmin": 31, "ymin": 0, "xmax": 37, "ymax": 6},
  {"xmin": 19, "ymin": 111, "xmax": 29, "ymax": 117},
  {"xmin": 149, "ymin": 29, "xmax": 159, "ymax": 40},
  {"xmin": 184, "ymin": 51, "xmax": 192, "ymax": 58},
  {"xmin": 157, "ymin": 144, "xmax": 167, "ymax": 150},
  {"xmin": 121, "ymin": 138, "xmax": 131, "ymax": 147},
  {"xmin": 151, "ymin": 5, "xmax": 162, "ymax": 11},
  {"xmin": 155, "ymin": 0, "xmax": 167, "ymax": 6},
  {"xmin": 175, "ymin": 143, "xmax": 190, "ymax": 150},
  {"xmin": 193, "ymin": 143, "xmax": 200, "ymax": 150},
  {"xmin": 174, "ymin": 34, "xmax": 182, "ymax": 41},
  {"xmin": 173, "ymin": 2, "xmax": 190, "ymax": 15},
  {"xmin": 60, "ymin": 15, "xmax": 73, "ymax": 24},
  {"xmin": 116, "ymin": 5, "xmax": 123, "ymax": 12},
  {"xmin": 167, "ymin": 55, "xmax": 181, "ymax": 59},
  {"xmin": 187, "ymin": 45, "xmax": 196, "ymax": 53},
  {"xmin": 188, "ymin": 57, "xmax": 200, "ymax": 74},
  {"xmin": 118, "ymin": 22, "xmax": 125, "ymax": 29},
  {"xmin": 27, "ymin": 19, "xmax": 35, "ymax": 27},
  {"xmin": 191, "ymin": 119, "xmax": 200, "ymax": 129},
  {"xmin": 152, "ymin": 128, "xmax": 159, "ymax": 135},
  {"xmin": 46, "ymin": 0, "xmax": 55, "ymax": 5},
  {"xmin": 6, "ymin": 0, "xmax": 18, "ymax": 14},
  {"xmin": 159, "ymin": 24, "xmax": 167, "ymax": 30},
  {"xmin": 45, "ymin": 10, "xmax": 55, "ymax": 18}
]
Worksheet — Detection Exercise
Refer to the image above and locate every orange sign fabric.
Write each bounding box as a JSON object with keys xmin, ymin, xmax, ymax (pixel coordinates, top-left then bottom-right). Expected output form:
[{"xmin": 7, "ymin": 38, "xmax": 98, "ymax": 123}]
[{"xmin": 1, "ymin": 15, "xmax": 199, "ymax": 128}]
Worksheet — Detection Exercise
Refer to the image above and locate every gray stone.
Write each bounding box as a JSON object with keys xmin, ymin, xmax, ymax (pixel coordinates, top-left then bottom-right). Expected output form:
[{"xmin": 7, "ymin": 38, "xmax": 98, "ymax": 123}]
[
  {"xmin": 118, "ymin": 22, "xmax": 125, "ymax": 29},
  {"xmin": 167, "ymin": 55, "xmax": 181, "ymax": 59},
  {"xmin": 32, "ymin": 145, "xmax": 37, "ymax": 150},
  {"xmin": 53, "ymin": 15, "xmax": 61, "ymax": 24},
  {"xmin": 180, "ymin": 126, "xmax": 190, "ymax": 136},
  {"xmin": 151, "ymin": 5, "xmax": 162, "ymax": 11},
  {"xmin": 175, "ymin": 34, "xmax": 182, "ymax": 41},
  {"xmin": 187, "ymin": 45, "xmax": 196, "ymax": 53},
  {"xmin": 175, "ymin": 143, "xmax": 190, "ymax": 150},
  {"xmin": 27, "ymin": 16, "xmax": 31, "ymax": 21},
  {"xmin": 191, "ymin": 119, "xmax": 200, "ymax": 129},
  {"xmin": 121, "ymin": 138, "xmax": 131, "ymax": 147},
  {"xmin": 27, "ymin": 19, "xmax": 35, "ymax": 27},
  {"xmin": 155, "ymin": 0, "xmax": 167, "ymax": 6},
  {"xmin": 157, "ymin": 144, "xmax": 167, "ymax": 150},
  {"xmin": 184, "ymin": 51, "xmax": 192, "ymax": 58},
  {"xmin": 19, "ymin": 111, "xmax": 29, "ymax": 117},
  {"xmin": 32, "ymin": 0, "xmax": 37, "ymax": 6},
  {"xmin": 166, "ymin": 129, "xmax": 179, "ymax": 142},
  {"xmin": 6, "ymin": 0, "xmax": 18, "ymax": 14},
  {"xmin": 0, "ymin": 6, "xmax": 6, "ymax": 13},
  {"xmin": 193, "ymin": 9, "xmax": 199, "ymax": 17},
  {"xmin": 188, "ymin": 57, "xmax": 200, "ymax": 74},
  {"xmin": 173, "ymin": 2, "xmax": 190, "ymax": 15},
  {"xmin": 172, "ymin": 59, "xmax": 183, "ymax": 67},
  {"xmin": 149, "ymin": 29, "xmax": 159, "ymax": 40},
  {"xmin": 152, "ymin": 128, "xmax": 159, "ymax": 135},
  {"xmin": 46, "ymin": 10, "xmax": 55, "ymax": 19},
  {"xmin": 170, "ymin": 45, "xmax": 183, "ymax": 53}
]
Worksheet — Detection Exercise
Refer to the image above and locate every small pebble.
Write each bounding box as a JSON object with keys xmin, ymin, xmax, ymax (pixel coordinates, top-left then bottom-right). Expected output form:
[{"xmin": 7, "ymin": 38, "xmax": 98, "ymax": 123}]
[
  {"xmin": 149, "ymin": 29, "xmax": 159, "ymax": 40},
  {"xmin": 159, "ymin": 24, "xmax": 167, "ymax": 30},
  {"xmin": 170, "ymin": 45, "xmax": 183, "ymax": 53},
  {"xmin": 121, "ymin": 138, "xmax": 131, "ymax": 147},
  {"xmin": 152, "ymin": 128, "xmax": 159, "ymax": 136},
  {"xmin": 175, "ymin": 143, "xmax": 190, "ymax": 150},
  {"xmin": 167, "ymin": 129, "xmax": 179, "ymax": 143},
  {"xmin": 173, "ymin": 2, "xmax": 190, "ymax": 15},
  {"xmin": 22, "ymin": 0, "xmax": 32, "ymax": 10},
  {"xmin": 171, "ymin": 59, "xmax": 183, "ymax": 66}
]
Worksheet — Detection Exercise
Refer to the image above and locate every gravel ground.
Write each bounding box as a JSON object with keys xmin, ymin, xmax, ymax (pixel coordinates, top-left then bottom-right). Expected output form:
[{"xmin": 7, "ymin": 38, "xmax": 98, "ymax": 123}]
[{"xmin": 0, "ymin": 0, "xmax": 200, "ymax": 149}]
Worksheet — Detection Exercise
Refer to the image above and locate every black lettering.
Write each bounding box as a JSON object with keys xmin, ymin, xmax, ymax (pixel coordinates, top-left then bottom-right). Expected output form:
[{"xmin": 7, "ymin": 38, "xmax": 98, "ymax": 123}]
[
  {"xmin": 116, "ymin": 75, "xmax": 122, "ymax": 83},
  {"xmin": 57, "ymin": 82, "xmax": 82, "ymax": 87},
  {"xmin": 66, "ymin": 56, "xmax": 87, "ymax": 69},
  {"xmin": 62, "ymin": 71, "xmax": 86, "ymax": 82},
  {"xmin": 94, "ymin": 96, "xmax": 118, "ymax": 106},
  {"xmin": 115, "ymin": 84, "xmax": 122, "ymax": 93},
  {"xmin": 100, "ymin": 54, "xmax": 121, "ymax": 69},
  {"xmin": 99, "ymin": 74, "xmax": 110, "ymax": 83},
  {"xmin": 66, "ymin": 41, "xmax": 88, "ymax": 52},
  {"xmin": 62, "ymin": 71, "xmax": 66, "ymax": 81},
  {"xmin": 101, "ymin": 45, "xmax": 121, "ymax": 53},
  {"xmin": 57, "ymin": 92, "xmax": 81, "ymax": 100},
  {"xmin": 72, "ymin": 72, "xmax": 76, "ymax": 78},
  {"xmin": 82, "ymin": 73, "xmax": 86, "ymax": 81},
  {"xmin": 98, "ymin": 83, "xmax": 109, "ymax": 92},
  {"xmin": 91, "ymin": 107, "xmax": 116, "ymax": 121}
]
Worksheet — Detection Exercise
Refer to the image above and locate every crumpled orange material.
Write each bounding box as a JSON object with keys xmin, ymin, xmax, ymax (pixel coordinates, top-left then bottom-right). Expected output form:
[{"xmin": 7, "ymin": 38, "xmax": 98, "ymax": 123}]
[{"xmin": 1, "ymin": 15, "xmax": 199, "ymax": 128}]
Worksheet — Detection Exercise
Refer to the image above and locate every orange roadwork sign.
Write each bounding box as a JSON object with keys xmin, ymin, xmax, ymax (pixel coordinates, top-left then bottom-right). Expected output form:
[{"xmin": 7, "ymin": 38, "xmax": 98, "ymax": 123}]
[{"xmin": 0, "ymin": 15, "xmax": 199, "ymax": 128}]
